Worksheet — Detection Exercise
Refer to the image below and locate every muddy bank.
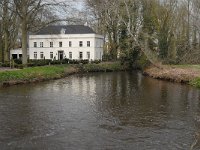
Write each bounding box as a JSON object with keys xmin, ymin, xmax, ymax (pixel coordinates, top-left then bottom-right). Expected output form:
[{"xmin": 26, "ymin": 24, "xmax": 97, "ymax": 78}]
[{"xmin": 143, "ymin": 65, "xmax": 200, "ymax": 85}]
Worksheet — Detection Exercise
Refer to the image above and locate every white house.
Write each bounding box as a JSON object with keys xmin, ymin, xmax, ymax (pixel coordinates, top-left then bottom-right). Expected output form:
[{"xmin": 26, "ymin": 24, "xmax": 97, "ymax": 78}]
[{"xmin": 29, "ymin": 25, "xmax": 104, "ymax": 60}]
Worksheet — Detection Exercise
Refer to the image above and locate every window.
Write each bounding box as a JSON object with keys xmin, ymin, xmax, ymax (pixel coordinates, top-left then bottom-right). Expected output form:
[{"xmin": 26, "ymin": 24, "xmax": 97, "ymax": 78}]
[
  {"xmin": 59, "ymin": 42, "xmax": 62, "ymax": 47},
  {"xmin": 87, "ymin": 41, "xmax": 90, "ymax": 47},
  {"xmin": 50, "ymin": 42, "xmax": 53, "ymax": 47},
  {"xmin": 40, "ymin": 42, "xmax": 43, "ymax": 47},
  {"xmin": 40, "ymin": 52, "xmax": 44, "ymax": 59},
  {"xmin": 79, "ymin": 41, "xmax": 83, "ymax": 47},
  {"xmin": 34, "ymin": 42, "xmax": 37, "ymax": 47},
  {"xmin": 79, "ymin": 52, "xmax": 83, "ymax": 59},
  {"xmin": 12, "ymin": 54, "xmax": 17, "ymax": 59},
  {"xmin": 69, "ymin": 41, "xmax": 72, "ymax": 47},
  {"xmin": 87, "ymin": 52, "xmax": 90, "ymax": 59},
  {"xmin": 50, "ymin": 52, "xmax": 53, "ymax": 59},
  {"xmin": 34, "ymin": 52, "xmax": 37, "ymax": 59},
  {"xmin": 69, "ymin": 52, "xmax": 72, "ymax": 59}
]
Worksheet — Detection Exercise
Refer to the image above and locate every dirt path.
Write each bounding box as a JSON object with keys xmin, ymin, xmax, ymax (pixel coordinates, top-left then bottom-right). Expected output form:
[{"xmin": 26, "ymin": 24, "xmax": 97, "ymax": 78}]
[{"xmin": 0, "ymin": 67, "xmax": 19, "ymax": 72}]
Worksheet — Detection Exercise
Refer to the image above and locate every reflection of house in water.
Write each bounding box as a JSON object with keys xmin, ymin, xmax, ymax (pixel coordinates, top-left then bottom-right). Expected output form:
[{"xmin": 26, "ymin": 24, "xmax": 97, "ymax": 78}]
[{"xmin": 70, "ymin": 76, "xmax": 96, "ymax": 96}]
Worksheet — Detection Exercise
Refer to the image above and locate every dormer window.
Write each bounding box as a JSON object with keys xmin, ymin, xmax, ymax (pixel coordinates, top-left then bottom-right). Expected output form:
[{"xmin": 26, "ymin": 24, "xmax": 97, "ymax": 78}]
[{"xmin": 60, "ymin": 28, "xmax": 66, "ymax": 34}]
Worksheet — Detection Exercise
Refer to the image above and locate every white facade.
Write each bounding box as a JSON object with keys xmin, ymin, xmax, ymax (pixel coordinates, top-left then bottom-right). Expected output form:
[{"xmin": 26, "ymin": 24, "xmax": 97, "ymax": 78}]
[{"xmin": 29, "ymin": 34, "xmax": 104, "ymax": 60}]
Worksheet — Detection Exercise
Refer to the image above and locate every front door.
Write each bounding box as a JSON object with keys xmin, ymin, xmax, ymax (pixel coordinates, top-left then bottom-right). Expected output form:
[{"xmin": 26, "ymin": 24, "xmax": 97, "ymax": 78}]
[{"xmin": 58, "ymin": 51, "xmax": 64, "ymax": 60}]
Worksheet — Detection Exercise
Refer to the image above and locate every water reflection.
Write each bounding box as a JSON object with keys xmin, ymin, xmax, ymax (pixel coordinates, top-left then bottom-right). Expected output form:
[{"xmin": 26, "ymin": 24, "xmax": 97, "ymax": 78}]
[{"xmin": 0, "ymin": 72, "xmax": 200, "ymax": 149}]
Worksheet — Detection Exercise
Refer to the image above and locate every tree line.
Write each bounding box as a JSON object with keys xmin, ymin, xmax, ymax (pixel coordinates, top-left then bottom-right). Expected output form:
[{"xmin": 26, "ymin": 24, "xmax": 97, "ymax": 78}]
[
  {"xmin": 0, "ymin": 0, "xmax": 200, "ymax": 66},
  {"xmin": 84, "ymin": 0, "xmax": 200, "ymax": 65}
]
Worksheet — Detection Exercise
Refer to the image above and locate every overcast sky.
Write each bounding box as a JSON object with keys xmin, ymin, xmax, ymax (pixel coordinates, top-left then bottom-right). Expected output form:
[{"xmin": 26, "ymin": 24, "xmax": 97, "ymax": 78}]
[{"xmin": 66, "ymin": 0, "xmax": 85, "ymax": 10}]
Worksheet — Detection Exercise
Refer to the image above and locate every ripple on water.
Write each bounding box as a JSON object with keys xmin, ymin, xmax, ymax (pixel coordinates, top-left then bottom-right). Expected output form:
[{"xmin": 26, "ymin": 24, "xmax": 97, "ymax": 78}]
[{"xmin": 0, "ymin": 72, "xmax": 199, "ymax": 150}]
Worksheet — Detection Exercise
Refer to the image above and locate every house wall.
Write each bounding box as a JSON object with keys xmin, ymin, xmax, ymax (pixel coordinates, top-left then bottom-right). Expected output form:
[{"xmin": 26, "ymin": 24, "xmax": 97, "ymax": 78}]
[{"xmin": 29, "ymin": 34, "xmax": 104, "ymax": 60}]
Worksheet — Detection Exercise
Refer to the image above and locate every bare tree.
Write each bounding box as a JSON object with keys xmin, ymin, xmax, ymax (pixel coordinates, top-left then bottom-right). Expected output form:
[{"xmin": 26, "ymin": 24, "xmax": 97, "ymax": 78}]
[
  {"xmin": 0, "ymin": 0, "xmax": 19, "ymax": 63},
  {"xmin": 13, "ymin": 0, "xmax": 73, "ymax": 65}
]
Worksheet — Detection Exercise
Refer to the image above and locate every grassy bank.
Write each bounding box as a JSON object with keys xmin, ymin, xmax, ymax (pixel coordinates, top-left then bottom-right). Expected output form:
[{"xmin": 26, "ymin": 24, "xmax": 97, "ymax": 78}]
[
  {"xmin": 143, "ymin": 65, "xmax": 200, "ymax": 88},
  {"xmin": 0, "ymin": 62, "xmax": 127, "ymax": 87},
  {"xmin": 0, "ymin": 65, "xmax": 78, "ymax": 86},
  {"xmin": 1, "ymin": 61, "xmax": 200, "ymax": 88},
  {"xmin": 79, "ymin": 61, "xmax": 128, "ymax": 72}
]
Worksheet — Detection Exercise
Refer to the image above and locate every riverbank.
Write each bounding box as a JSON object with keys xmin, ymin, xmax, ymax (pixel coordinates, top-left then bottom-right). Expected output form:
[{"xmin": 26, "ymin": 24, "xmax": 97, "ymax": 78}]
[
  {"xmin": 143, "ymin": 65, "xmax": 200, "ymax": 88},
  {"xmin": 0, "ymin": 62, "xmax": 127, "ymax": 87},
  {"xmin": 2, "ymin": 62, "xmax": 200, "ymax": 88}
]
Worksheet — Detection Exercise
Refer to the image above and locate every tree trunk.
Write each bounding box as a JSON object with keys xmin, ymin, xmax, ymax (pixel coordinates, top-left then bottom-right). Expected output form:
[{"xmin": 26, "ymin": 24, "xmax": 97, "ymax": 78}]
[
  {"xmin": 2, "ymin": 0, "xmax": 9, "ymax": 62},
  {"xmin": 21, "ymin": 21, "xmax": 28, "ymax": 65},
  {"xmin": 187, "ymin": 0, "xmax": 190, "ymax": 50},
  {"xmin": 0, "ymin": 23, "xmax": 3, "ymax": 62},
  {"xmin": 168, "ymin": 33, "xmax": 177, "ymax": 61},
  {"xmin": 199, "ymin": 33, "xmax": 200, "ymax": 49},
  {"xmin": 4, "ymin": 31, "xmax": 9, "ymax": 62}
]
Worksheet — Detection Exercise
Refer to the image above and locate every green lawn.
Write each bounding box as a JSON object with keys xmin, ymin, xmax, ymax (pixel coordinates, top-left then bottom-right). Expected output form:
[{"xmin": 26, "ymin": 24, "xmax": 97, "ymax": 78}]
[{"xmin": 0, "ymin": 65, "xmax": 69, "ymax": 82}]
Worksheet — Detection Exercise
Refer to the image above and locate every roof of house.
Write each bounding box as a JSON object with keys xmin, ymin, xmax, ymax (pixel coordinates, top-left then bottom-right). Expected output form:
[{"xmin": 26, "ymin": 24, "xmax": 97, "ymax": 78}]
[{"xmin": 34, "ymin": 25, "xmax": 96, "ymax": 35}]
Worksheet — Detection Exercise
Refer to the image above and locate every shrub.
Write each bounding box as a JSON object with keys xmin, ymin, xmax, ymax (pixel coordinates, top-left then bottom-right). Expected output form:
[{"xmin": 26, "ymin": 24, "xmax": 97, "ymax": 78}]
[
  {"xmin": 80, "ymin": 59, "xmax": 89, "ymax": 64},
  {"xmin": 190, "ymin": 78, "xmax": 200, "ymax": 88},
  {"xmin": 91, "ymin": 60, "xmax": 101, "ymax": 64},
  {"xmin": 15, "ymin": 64, "xmax": 25, "ymax": 69},
  {"xmin": 136, "ymin": 54, "xmax": 151, "ymax": 69},
  {"xmin": 14, "ymin": 59, "xmax": 22, "ymax": 64},
  {"xmin": 2, "ymin": 61, "xmax": 10, "ymax": 67},
  {"xmin": 29, "ymin": 59, "xmax": 51, "ymax": 66},
  {"xmin": 51, "ymin": 60, "xmax": 60, "ymax": 65},
  {"xmin": 119, "ymin": 52, "xmax": 127, "ymax": 65},
  {"xmin": 102, "ymin": 54, "xmax": 113, "ymax": 61},
  {"xmin": 61, "ymin": 58, "xmax": 69, "ymax": 64},
  {"xmin": 68, "ymin": 59, "xmax": 79, "ymax": 64}
]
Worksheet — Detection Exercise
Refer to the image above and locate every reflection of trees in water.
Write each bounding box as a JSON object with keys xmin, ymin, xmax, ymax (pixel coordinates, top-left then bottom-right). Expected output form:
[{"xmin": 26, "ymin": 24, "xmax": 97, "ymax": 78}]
[
  {"xmin": 93, "ymin": 72, "xmax": 200, "ymax": 129},
  {"xmin": 0, "ymin": 85, "xmax": 34, "ymax": 141},
  {"xmin": 1, "ymin": 72, "xmax": 200, "ymax": 149},
  {"xmin": 187, "ymin": 88, "xmax": 200, "ymax": 150}
]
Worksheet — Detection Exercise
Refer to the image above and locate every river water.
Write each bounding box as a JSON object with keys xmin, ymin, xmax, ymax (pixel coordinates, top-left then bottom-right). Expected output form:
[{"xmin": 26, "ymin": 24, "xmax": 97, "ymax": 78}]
[{"xmin": 0, "ymin": 72, "xmax": 200, "ymax": 150}]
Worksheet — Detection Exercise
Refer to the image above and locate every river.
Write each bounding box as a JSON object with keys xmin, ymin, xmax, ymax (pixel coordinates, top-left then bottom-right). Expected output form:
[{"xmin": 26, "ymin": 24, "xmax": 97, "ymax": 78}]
[{"xmin": 0, "ymin": 72, "xmax": 200, "ymax": 150}]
